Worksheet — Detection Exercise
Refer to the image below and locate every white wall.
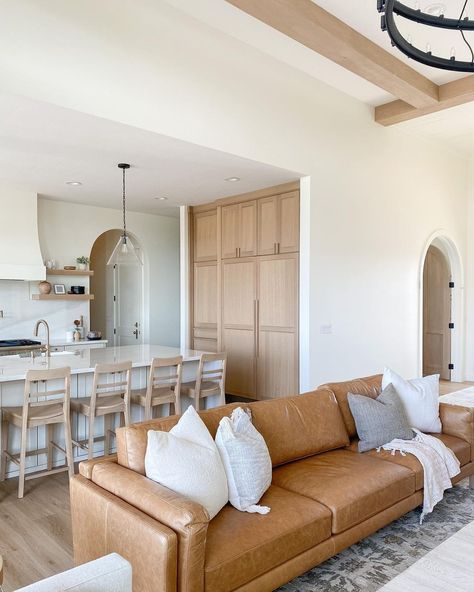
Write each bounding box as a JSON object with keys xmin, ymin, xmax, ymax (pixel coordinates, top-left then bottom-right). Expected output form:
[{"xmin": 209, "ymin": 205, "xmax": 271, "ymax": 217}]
[
  {"xmin": 0, "ymin": 0, "xmax": 469, "ymax": 385},
  {"xmin": 38, "ymin": 198, "xmax": 180, "ymax": 346}
]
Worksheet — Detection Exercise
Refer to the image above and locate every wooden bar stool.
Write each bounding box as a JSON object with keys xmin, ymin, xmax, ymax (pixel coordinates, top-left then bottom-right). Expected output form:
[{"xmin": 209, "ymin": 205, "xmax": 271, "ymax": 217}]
[
  {"xmin": 70, "ymin": 361, "xmax": 132, "ymax": 460},
  {"xmin": 131, "ymin": 356, "xmax": 183, "ymax": 420},
  {"xmin": 0, "ymin": 367, "xmax": 74, "ymax": 499},
  {"xmin": 180, "ymin": 353, "xmax": 227, "ymax": 411}
]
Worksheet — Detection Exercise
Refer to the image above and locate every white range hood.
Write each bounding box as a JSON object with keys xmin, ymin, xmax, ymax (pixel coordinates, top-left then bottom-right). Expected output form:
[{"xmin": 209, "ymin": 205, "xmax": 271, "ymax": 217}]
[{"xmin": 0, "ymin": 190, "xmax": 45, "ymax": 281}]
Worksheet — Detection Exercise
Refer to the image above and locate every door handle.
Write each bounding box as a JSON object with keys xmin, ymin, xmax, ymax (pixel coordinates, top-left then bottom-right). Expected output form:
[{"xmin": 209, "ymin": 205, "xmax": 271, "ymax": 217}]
[
  {"xmin": 133, "ymin": 329, "xmax": 139, "ymax": 339},
  {"xmin": 274, "ymin": 242, "xmax": 277, "ymax": 254}
]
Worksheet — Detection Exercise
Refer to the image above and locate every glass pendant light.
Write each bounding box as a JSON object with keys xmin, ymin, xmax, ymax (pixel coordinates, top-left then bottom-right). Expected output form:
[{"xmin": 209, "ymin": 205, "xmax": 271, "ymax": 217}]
[{"xmin": 107, "ymin": 163, "xmax": 143, "ymax": 266}]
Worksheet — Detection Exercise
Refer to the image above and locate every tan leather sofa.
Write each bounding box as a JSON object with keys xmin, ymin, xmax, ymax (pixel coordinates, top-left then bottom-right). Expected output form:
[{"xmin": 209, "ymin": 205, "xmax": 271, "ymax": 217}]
[{"xmin": 70, "ymin": 375, "xmax": 474, "ymax": 592}]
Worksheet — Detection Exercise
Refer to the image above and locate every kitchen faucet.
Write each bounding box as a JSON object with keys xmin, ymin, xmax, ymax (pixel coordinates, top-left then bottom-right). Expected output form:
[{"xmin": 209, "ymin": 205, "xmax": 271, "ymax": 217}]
[{"xmin": 33, "ymin": 319, "xmax": 50, "ymax": 357}]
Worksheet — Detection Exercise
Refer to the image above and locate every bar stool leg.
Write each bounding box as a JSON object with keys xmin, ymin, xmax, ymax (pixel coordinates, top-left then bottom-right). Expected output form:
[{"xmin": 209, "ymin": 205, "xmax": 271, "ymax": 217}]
[
  {"xmin": 47, "ymin": 423, "xmax": 54, "ymax": 471},
  {"xmin": 104, "ymin": 414, "xmax": 112, "ymax": 455},
  {"xmin": 18, "ymin": 424, "xmax": 28, "ymax": 499},
  {"xmin": 64, "ymin": 414, "xmax": 74, "ymax": 479},
  {"xmin": 87, "ymin": 416, "xmax": 95, "ymax": 461},
  {"xmin": 0, "ymin": 418, "xmax": 8, "ymax": 482}
]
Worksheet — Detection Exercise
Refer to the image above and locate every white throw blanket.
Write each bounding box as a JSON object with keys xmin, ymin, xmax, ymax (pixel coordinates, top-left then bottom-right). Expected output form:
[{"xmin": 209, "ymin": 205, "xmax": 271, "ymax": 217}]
[{"xmin": 379, "ymin": 429, "xmax": 461, "ymax": 523}]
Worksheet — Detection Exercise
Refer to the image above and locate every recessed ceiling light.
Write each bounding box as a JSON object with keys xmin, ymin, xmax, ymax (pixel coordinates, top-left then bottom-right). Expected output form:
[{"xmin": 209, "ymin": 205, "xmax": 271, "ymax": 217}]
[
  {"xmin": 225, "ymin": 177, "xmax": 240, "ymax": 182},
  {"xmin": 66, "ymin": 181, "xmax": 82, "ymax": 186},
  {"xmin": 155, "ymin": 196, "xmax": 168, "ymax": 201}
]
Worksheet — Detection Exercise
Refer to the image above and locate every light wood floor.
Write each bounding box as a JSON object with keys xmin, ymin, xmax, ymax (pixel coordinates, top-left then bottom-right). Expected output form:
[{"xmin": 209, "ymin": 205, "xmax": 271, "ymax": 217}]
[
  {"xmin": 439, "ymin": 380, "xmax": 474, "ymax": 395},
  {"xmin": 0, "ymin": 471, "xmax": 73, "ymax": 591},
  {"xmin": 0, "ymin": 380, "xmax": 472, "ymax": 590}
]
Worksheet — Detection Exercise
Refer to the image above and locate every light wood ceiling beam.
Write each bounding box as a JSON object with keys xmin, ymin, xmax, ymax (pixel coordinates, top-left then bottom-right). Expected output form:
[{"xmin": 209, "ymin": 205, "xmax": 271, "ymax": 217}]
[
  {"xmin": 225, "ymin": 0, "xmax": 439, "ymax": 109},
  {"xmin": 375, "ymin": 76, "xmax": 474, "ymax": 125}
]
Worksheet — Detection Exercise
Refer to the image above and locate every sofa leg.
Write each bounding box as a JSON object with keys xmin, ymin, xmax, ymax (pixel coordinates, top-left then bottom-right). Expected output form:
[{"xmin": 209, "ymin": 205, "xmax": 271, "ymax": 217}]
[{"xmin": 470, "ymin": 475, "xmax": 474, "ymax": 490}]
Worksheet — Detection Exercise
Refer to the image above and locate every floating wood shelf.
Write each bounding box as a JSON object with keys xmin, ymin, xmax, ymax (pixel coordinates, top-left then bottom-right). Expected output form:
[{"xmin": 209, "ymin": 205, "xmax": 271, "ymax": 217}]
[
  {"xmin": 31, "ymin": 294, "xmax": 94, "ymax": 301},
  {"xmin": 46, "ymin": 269, "xmax": 94, "ymax": 276}
]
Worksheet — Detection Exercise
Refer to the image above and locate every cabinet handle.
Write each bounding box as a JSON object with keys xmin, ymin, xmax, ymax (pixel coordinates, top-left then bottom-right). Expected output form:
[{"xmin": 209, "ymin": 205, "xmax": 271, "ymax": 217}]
[
  {"xmin": 255, "ymin": 300, "xmax": 260, "ymax": 357},
  {"xmin": 274, "ymin": 242, "xmax": 277, "ymax": 254},
  {"xmin": 254, "ymin": 300, "xmax": 257, "ymax": 356},
  {"xmin": 277, "ymin": 242, "xmax": 280, "ymax": 254},
  {"xmin": 235, "ymin": 247, "xmax": 238, "ymax": 258},
  {"xmin": 239, "ymin": 247, "xmax": 241, "ymax": 257}
]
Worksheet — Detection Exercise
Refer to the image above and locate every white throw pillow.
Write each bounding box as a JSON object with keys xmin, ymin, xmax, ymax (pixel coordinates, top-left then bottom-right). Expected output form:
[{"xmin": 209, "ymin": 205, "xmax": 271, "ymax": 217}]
[
  {"xmin": 215, "ymin": 407, "xmax": 272, "ymax": 514},
  {"xmin": 144, "ymin": 406, "xmax": 228, "ymax": 519},
  {"xmin": 382, "ymin": 367, "xmax": 441, "ymax": 433}
]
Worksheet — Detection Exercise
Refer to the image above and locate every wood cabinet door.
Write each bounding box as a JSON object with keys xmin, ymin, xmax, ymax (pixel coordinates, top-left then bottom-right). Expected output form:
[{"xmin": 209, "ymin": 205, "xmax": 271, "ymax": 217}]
[
  {"xmin": 257, "ymin": 255, "xmax": 298, "ymax": 399},
  {"xmin": 193, "ymin": 263, "xmax": 217, "ymax": 328},
  {"xmin": 258, "ymin": 196, "xmax": 278, "ymax": 255},
  {"xmin": 239, "ymin": 200, "xmax": 257, "ymax": 257},
  {"xmin": 194, "ymin": 210, "xmax": 217, "ymax": 262},
  {"xmin": 278, "ymin": 191, "xmax": 299, "ymax": 253},
  {"xmin": 221, "ymin": 204, "xmax": 239, "ymax": 259},
  {"xmin": 221, "ymin": 260, "xmax": 257, "ymax": 398}
]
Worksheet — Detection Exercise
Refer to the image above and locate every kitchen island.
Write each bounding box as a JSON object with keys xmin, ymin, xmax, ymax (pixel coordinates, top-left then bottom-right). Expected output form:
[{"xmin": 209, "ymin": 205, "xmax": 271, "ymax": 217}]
[{"xmin": 0, "ymin": 344, "xmax": 213, "ymax": 477}]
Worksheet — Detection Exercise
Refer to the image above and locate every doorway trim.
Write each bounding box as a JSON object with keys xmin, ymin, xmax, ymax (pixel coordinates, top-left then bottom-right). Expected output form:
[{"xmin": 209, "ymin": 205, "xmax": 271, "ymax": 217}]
[{"xmin": 418, "ymin": 230, "xmax": 464, "ymax": 382}]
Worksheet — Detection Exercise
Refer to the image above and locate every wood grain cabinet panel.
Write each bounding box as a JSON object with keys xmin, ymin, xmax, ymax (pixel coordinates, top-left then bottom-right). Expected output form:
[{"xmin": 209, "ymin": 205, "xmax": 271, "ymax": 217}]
[
  {"xmin": 239, "ymin": 200, "xmax": 257, "ymax": 257},
  {"xmin": 258, "ymin": 196, "xmax": 278, "ymax": 255},
  {"xmin": 193, "ymin": 209, "xmax": 217, "ymax": 262},
  {"xmin": 278, "ymin": 191, "xmax": 299, "ymax": 253},
  {"xmin": 222, "ymin": 260, "xmax": 257, "ymax": 397},
  {"xmin": 221, "ymin": 201, "xmax": 257, "ymax": 258},
  {"xmin": 221, "ymin": 204, "xmax": 240, "ymax": 259},
  {"xmin": 257, "ymin": 255, "xmax": 298, "ymax": 399},
  {"xmin": 257, "ymin": 191, "xmax": 299, "ymax": 255},
  {"xmin": 193, "ymin": 263, "xmax": 217, "ymax": 327}
]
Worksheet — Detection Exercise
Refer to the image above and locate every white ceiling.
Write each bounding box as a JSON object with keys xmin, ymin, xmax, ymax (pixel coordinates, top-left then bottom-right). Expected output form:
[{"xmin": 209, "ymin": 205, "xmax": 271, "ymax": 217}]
[
  {"xmin": 165, "ymin": 0, "xmax": 474, "ymax": 157},
  {"xmin": 0, "ymin": 92, "xmax": 300, "ymax": 217}
]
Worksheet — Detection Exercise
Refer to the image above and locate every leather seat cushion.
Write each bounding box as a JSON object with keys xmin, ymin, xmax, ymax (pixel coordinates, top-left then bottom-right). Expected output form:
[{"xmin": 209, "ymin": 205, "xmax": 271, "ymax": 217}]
[
  {"xmin": 346, "ymin": 433, "xmax": 471, "ymax": 491},
  {"xmin": 204, "ymin": 485, "xmax": 332, "ymax": 592},
  {"xmin": 272, "ymin": 449, "xmax": 415, "ymax": 534}
]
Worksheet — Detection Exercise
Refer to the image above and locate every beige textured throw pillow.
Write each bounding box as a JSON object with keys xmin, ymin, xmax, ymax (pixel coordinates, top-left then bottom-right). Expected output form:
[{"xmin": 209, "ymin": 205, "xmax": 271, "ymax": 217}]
[
  {"xmin": 215, "ymin": 407, "xmax": 272, "ymax": 514},
  {"xmin": 145, "ymin": 406, "xmax": 228, "ymax": 519}
]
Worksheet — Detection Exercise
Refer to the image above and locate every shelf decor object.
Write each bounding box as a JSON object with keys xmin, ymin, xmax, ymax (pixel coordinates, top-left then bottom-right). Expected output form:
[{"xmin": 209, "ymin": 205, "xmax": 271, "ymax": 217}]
[
  {"xmin": 378, "ymin": 0, "xmax": 474, "ymax": 72},
  {"xmin": 107, "ymin": 163, "xmax": 143, "ymax": 266}
]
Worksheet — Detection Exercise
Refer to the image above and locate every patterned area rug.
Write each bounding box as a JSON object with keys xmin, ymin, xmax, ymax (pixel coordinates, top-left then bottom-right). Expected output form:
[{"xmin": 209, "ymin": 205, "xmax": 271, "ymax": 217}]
[{"xmin": 279, "ymin": 479, "xmax": 474, "ymax": 592}]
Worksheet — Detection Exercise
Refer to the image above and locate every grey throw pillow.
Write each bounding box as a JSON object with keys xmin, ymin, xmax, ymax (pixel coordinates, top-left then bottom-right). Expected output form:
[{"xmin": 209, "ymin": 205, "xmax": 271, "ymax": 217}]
[{"xmin": 348, "ymin": 383, "xmax": 415, "ymax": 452}]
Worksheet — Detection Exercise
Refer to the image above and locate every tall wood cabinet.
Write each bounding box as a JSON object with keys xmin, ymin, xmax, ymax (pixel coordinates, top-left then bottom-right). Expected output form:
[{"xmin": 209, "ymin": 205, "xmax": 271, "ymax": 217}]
[{"xmin": 190, "ymin": 182, "xmax": 299, "ymax": 400}]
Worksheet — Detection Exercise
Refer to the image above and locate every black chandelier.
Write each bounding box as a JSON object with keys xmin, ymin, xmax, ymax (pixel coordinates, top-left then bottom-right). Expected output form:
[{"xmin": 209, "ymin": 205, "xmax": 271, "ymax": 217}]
[{"xmin": 378, "ymin": 0, "xmax": 474, "ymax": 71}]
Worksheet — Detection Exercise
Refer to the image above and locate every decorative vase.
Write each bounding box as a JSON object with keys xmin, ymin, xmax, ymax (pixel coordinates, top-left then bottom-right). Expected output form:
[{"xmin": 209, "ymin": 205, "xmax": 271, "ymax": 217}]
[
  {"xmin": 77, "ymin": 263, "xmax": 88, "ymax": 271},
  {"xmin": 38, "ymin": 281, "xmax": 52, "ymax": 295}
]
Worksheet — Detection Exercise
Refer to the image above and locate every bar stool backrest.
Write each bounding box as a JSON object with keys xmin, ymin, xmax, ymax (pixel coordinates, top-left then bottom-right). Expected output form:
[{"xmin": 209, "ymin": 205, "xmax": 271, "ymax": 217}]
[
  {"xmin": 91, "ymin": 361, "xmax": 132, "ymax": 410},
  {"xmin": 147, "ymin": 356, "xmax": 183, "ymax": 396},
  {"xmin": 195, "ymin": 352, "xmax": 227, "ymax": 394},
  {"xmin": 24, "ymin": 367, "xmax": 71, "ymax": 419}
]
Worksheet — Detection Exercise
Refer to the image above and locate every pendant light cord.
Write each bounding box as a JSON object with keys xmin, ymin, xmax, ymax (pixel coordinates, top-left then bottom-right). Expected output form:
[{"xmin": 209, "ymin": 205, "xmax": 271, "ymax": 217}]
[
  {"xmin": 458, "ymin": 0, "xmax": 474, "ymax": 64},
  {"xmin": 122, "ymin": 166, "xmax": 127, "ymax": 238}
]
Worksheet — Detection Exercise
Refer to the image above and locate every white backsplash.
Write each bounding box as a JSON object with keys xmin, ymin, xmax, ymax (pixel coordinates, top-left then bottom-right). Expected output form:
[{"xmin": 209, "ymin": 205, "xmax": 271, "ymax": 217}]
[{"xmin": 0, "ymin": 280, "xmax": 89, "ymax": 341}]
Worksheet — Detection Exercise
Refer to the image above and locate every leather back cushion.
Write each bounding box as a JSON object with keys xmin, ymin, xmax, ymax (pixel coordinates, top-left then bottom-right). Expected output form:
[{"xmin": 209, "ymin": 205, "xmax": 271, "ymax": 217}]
[
  {"xmin": 116, "ymin": 390, "xmax": 349, "ymax": 474},
  {"xmin": 319, "ymin": 374, "xmax": 382, "ymax": 438}
]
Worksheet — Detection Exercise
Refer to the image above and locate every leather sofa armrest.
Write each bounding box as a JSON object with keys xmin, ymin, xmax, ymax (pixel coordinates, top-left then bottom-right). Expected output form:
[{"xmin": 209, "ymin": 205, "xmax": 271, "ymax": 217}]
[
  {"xmin": 440, "ymin": 403, "xmax": 474, "ymax": 462},
  {"xmin": 70, "ymin": 475, "xmax": 177, "ymax": 592},
  {"xmin": 90, "ymin": 461, "xmax": 209, "ymax": 592},
  {"xmin": 79, "ymin": 454, "xmax": 118, "ymax": 479}
]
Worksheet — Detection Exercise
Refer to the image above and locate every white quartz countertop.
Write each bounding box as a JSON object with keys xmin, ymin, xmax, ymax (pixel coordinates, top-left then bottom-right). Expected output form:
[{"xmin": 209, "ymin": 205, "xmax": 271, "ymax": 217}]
[
  {"xmin": 50, "ymin": 339, "xmax": 108, "ymax": 346},
  {"xmin": 0, "ymin": 344, "xmax": 206, "ymax": 383}
]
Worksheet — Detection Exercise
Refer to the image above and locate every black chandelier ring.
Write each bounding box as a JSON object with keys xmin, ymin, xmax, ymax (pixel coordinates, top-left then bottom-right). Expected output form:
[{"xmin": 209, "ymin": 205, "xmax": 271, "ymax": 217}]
[{"xmin": 378, "ymin": 0, "xmax": 474, "ymax": 71}]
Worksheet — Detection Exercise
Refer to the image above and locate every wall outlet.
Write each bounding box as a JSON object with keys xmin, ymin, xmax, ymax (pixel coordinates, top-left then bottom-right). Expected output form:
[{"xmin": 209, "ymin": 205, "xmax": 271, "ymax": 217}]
[{"xmin": 320, "ymin": 324, "xmax": 332, "ymax": 335}]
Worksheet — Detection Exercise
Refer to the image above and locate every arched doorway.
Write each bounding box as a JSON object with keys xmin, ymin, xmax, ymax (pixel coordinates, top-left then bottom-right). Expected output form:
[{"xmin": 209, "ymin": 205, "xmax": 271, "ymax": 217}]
[
  {"xmin": 90, "ymin": 230, "xmax": 144, "ymax": 346},
  {"xmin": 423, "ymin": 245, "xmax": 451, "ymax": 379},
  {"xmin": 420, "ymin": 233, "xmax": 464, "ymax": 382}
]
